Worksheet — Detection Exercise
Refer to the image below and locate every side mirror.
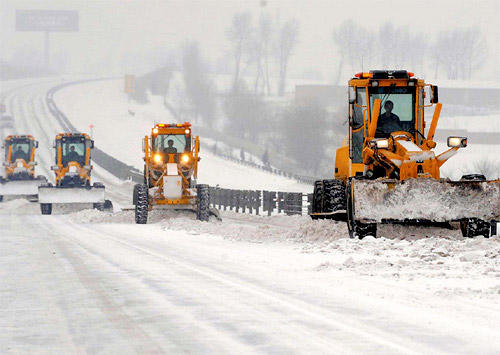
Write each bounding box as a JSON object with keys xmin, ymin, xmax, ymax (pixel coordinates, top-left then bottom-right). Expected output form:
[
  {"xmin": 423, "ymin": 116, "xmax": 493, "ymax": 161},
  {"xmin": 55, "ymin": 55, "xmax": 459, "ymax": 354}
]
[
  {"xmin": 348, "ymin": 86, "xmax": 356, "ymax": 104},
  {"xmin": 447, "ymin": 136, "xmax": 467, "ymax": 148},
  {"xmin": 35, "ymin": 141, "xmax": 39, "ymax": 148},
  {"xmin": 52, "ymin": 141, "xmax": 56, "ymax": 148},
  {"xmin": 142, "ymin": 138, "xmax": 145, "ymax": 152},
  {"xmin": 431, "ymin": 85, "xmax": 439, "ymax": 104},
  {"xmin": 91, "ymin": 140, "xmax": 94, "ymax": 149}
]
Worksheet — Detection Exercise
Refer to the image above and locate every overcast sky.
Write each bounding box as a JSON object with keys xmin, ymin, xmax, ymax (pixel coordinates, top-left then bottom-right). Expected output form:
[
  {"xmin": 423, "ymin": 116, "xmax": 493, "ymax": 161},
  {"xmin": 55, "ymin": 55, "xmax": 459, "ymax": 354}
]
[{"xmin": 1, "ymin": 0, "xmax": 499, "ymax": 81}]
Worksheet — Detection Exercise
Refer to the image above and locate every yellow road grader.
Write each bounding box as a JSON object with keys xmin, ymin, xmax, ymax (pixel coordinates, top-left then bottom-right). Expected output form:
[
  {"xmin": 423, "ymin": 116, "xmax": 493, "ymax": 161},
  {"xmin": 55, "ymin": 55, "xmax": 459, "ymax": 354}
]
[
  {"xmin": 0, "ymin": 135, "xmax": 47, "ymax": 201},
  {"xmin": 311, "ymin": 70, "xmax": 499, "ymax": 238},
  {"xmin": 134, "ymin": 122, "xmax": 217, "ymax": 224},
  {"xmin": 38, "ymin": 133, "xmax": 112, "ymax": 214}
]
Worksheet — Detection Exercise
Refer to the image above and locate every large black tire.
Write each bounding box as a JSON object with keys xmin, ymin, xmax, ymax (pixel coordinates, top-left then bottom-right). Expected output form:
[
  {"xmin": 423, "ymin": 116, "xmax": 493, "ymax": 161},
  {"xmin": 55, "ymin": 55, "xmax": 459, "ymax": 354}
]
[
  {"xmin": 323, "ymin": 179, "xmax": 347, "ymax": 213},
  {"xmin": 311, "ymin": 179, "xmax": 346, "ymax": 220},
  {"xmin": 460, "ymin": 218, "xmax": 490, "ymax": 238},
  {"xmin": 104, "ymin": 199, "xmax": 113, "ymax": 213},
  {"xmin": 196, "ymin": 184, "xmax": 210, "ymax": 222},
  {"xmin": 346, "ymin": 179, "xmax": 376, "ymax": 239},
  {"xmin": 133, "ymin": 184, "xmax": 139, "ymax": 205},
  {"xmin": 41, "ymin": 203, "xmax": 52, "ymax": 215},
  {"xmin": 0, "ymin": 195, "xmax": 3, "ymax": 203},
  {"xmin": 93, "ymin": 202, "xmax": 104, "ymax": 211},
  {"xmin": 135, "ymin": 184, "xmax": 149, "ymax": 224},
  {"xmin": 311, "ymin": 180, "xmax": 324, "ymax": 215}
]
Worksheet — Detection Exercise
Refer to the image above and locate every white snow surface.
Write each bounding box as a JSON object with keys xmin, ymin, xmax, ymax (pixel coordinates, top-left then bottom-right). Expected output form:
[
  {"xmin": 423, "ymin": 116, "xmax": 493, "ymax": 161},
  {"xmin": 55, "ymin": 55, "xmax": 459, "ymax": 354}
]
[{"xmin": 1, "ymin": 198, "xmax": 500, "ymax": 354}]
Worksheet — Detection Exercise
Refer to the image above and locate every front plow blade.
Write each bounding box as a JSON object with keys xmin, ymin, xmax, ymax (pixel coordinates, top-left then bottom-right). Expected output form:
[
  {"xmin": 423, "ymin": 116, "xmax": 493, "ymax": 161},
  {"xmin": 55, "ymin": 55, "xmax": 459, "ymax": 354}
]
[
  {"xmin": 38, "ymin": 185, "xmax": 105, "ymax": 204},
  {"xmin": 353, "ymin": 178, "xmax": 500, "ymax": 223},
  {"xmin": 0, "ymin": 178, "xmax": 47, "ymax": 197}
]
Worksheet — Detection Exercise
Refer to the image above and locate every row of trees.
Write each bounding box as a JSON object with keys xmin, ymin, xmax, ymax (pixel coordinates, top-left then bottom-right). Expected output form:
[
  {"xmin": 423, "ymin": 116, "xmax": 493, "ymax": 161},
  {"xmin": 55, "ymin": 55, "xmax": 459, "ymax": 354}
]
[
  {"xmin": 333, "ymin": 20, "xmax": 487, "ymax": 80},
  {"xmin": 226, "ymin": 11, "xmax": 300, "ymax": 96}
]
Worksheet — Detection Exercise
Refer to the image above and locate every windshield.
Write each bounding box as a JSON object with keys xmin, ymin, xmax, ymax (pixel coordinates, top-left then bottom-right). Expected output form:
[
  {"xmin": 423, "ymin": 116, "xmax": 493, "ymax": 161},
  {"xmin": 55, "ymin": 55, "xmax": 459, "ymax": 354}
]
[
  {"xmin": 6, "ymin": 139, "xmax": 32, "ymax": 162},
  {"xmin": 59, "ymin": 136, "xmax": 87, "ymax": 165},
  {"xmin": 153, "ymin": 134, "xmax": 190, "ymax": 154},
  {"xmin": 369, "ymin": 86, "xmax": 416, "ymax": 137}
]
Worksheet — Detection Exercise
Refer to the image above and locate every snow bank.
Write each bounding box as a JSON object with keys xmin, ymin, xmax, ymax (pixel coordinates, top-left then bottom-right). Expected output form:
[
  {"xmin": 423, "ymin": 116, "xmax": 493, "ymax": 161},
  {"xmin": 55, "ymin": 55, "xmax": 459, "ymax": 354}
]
[
  {"xmin": 354, "ymin": 178, "xmax": 500, "ymax": 222},
  {"xmin": 65, "ymin": 206, "xmax": 500, "ymax": 299}
]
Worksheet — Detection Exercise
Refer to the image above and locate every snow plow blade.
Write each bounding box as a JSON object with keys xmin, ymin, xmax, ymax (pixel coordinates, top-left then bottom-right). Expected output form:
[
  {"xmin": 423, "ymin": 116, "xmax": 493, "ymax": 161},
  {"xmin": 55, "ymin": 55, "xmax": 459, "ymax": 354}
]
[
  {"xmin": 38, "ymin": 185, "xmax": 105, "ymax": 204},
  {"xmin": 352, "ymin": 178, "xmax": 500, "ymax": 223},
  {"xmin": 0, "ymin": 178, "xmax": 47, "ymax": 197}
]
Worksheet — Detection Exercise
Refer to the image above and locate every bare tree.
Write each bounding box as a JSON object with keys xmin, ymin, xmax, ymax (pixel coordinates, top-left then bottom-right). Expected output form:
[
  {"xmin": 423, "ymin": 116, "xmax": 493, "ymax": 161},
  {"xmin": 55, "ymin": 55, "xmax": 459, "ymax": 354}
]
[
  {"xmin": 182, "ymin": 41, "xmax": 216, "ymax": 127},
  {"xmin": 223, "ymin": 87, "xmax": 267, "ymax": 140},
  {"xmin": 434, "ymin": 27, "xmax": 487, "ymax": 80},
  {"xmin": 274, "ymin": 19, "xmax": 299, "ymax": 96},
  {"xmin": 252, "ymin": 14, "xmax": 273, "ymax": 95},
  {"xmin": 260, "ymin": 14, "xmax": 273, "ymax": 95},
  {"xmin": 333, "ymin": 20, "xmax": 370, "ymax": 74},
  {"xmin": 281, "ymin": 99, "xmax": 328, "ymax": 174},
  {"xmin": 463, "ymin": 26, "xmax": 487, "ymax": 80},
  {"xmin": 226, "ymin": 11, "xmax": 253, "ymax": 94}
]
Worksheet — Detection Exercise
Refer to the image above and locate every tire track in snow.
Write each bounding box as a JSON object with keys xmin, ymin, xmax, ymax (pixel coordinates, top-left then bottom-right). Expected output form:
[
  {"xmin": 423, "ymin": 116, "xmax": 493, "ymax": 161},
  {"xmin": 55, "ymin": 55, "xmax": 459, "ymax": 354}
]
[
  {"xmin": 63, "ymin": 220, "xmax": 446, "ymax": 355},
  {"xmin": 35, "ymin": 218, "xmax": 166, "ymax": 354}
]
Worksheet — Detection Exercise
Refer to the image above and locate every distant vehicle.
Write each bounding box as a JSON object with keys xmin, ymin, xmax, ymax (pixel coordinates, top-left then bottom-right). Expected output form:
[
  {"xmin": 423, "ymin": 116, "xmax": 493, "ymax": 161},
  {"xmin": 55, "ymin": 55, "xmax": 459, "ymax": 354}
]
[
  {"xmin": 133, "ymin": 122, "xmax": 219, "ymax": 224},
  {"xmin": 38, "ymin": 133, "xmax": 112, "ymax": 214},
  {"xmin": 0, "ymin": 135, "xmax": 47, "ymax": 202}
]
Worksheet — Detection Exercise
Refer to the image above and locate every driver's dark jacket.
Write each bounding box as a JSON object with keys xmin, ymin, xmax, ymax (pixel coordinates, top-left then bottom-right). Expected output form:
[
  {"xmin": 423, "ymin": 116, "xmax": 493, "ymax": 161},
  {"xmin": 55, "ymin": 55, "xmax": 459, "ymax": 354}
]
[
  {"xmin": 164, "ymin": 147, "xmax": 177, "ymax": 154},
  {"xmin": 12, "ymin": 151, "xmax": 28, "ymax": 161},
  {"xmin": 376, "ymin": 112, "xmax": 401, "ymax": 135},
  {"xmin": 66, "ymin": 152, "xmax": 83, "ymax": 164}
]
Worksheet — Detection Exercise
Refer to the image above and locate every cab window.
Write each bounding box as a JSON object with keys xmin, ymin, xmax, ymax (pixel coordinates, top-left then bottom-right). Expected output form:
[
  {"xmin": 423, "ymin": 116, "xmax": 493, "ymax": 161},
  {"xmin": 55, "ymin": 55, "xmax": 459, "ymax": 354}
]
[
  {"xmin": 60, "ymin": 137, "xmax": 86, "ymax": 165},
  {"xmin": 369, "ymin": 86, "xmax": 416, "ymax": 137},
  {"xmin": 7, "ymin": 139, "xmax": 31, "ymax": 161},
  {"xmin": 153, "ymin": 134, "xmax": 190, "ymax": 154}
]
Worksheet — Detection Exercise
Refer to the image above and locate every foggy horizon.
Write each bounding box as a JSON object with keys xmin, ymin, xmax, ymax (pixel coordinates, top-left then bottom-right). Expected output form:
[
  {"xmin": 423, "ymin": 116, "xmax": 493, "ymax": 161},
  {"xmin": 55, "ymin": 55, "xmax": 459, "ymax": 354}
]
[{"xmin": 1, "ymin": 0, "xmax": 499, "ymax": 83}]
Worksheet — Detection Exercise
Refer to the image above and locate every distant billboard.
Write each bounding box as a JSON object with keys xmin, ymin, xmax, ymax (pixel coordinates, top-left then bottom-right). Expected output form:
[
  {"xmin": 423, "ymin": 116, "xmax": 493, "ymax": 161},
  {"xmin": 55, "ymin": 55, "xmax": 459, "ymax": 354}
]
[{"xmin": 16, "ymin": 10, "xmax": 79, "ymax": 32}]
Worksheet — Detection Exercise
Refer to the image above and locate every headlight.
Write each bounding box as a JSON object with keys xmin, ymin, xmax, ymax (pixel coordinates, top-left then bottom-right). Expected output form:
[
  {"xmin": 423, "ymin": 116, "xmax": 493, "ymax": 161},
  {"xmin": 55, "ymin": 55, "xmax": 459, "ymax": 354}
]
[
  {"xmin": 154, "ymin": 154, "xmax": 162, "ymax": 163},
  {"xmin": 152, "ymin": 127, "xmax": 159, "ymax": 135},
  {"xmin": 185, "ymin": 129, "xmax": 190, "ymax": 134},
  {"xmin": 181, "ymin": 154, "xmax": 190, "ymax": 163},
  {"xmin": 447, "ymin": 136, "xmax": 467, "ymax": 148},
  {"xmin": 69, "ymin": 166, "xmax": 78, "ymax": 173},
  {"xmin": 370, "ymin": 138, "xmax": 389, "ymax": 149}
]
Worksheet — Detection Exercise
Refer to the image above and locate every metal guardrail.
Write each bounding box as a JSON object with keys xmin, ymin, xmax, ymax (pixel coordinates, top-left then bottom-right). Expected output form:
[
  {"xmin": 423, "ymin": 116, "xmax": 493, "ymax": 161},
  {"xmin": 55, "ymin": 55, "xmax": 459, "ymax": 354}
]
[
  {"xmin": 210, "ymin": 186, "xmax": 313, "ymax": 216},
  {"xmin": 46, "ymin": 79, "xmax": 143, "ymax": 182}
]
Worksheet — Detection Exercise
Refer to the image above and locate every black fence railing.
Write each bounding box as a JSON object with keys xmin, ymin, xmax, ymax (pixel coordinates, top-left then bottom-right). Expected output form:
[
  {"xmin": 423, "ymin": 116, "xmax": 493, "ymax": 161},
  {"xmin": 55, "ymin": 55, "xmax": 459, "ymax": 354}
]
[{"xmin": 210, "ymin": 186, "xmax": 313, "ymax": 216}]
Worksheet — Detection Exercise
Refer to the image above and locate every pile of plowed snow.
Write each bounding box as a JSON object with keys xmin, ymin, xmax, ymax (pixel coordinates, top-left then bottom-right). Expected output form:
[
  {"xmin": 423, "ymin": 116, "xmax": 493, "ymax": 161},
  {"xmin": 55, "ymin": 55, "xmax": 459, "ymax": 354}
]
[{"xmin": 66, "ymin": 207, "xmax": 500, "ymax": 298}]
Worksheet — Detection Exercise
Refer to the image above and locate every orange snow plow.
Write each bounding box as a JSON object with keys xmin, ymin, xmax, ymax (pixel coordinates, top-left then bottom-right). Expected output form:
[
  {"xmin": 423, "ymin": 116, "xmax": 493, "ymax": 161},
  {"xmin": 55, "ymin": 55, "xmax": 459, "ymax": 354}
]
[
  {"xmin": 133, "ymin": 122, "xmax": 219, "ymax": 224},
  {"xmin": 310, "ymin": 70, "xmax": 499, "ymax": 238}
]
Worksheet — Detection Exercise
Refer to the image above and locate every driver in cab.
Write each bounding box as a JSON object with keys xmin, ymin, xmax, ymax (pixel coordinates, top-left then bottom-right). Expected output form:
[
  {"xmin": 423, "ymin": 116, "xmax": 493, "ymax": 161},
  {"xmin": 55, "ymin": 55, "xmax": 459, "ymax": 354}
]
[
  {"xmin": 163, "ymin": 139, "xmax": 177, "ymax": 154},
  {"xmin": 66, "ymin": 145, "xmax": 82, "ymax": 163},
  {"xmin": 12, "ymin": 146, "xmax": 28, "ymax": 162},
  {"xmin": 376, "ymin": 100, "xmax": 401, "ymax": 136}
]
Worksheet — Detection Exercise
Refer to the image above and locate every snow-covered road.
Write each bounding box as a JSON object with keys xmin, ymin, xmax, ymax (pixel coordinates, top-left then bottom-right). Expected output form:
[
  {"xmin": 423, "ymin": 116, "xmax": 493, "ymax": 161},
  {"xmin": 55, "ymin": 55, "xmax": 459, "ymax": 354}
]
[
  {"xmin": 1, "ymin": 78, "xmax": 500, "ymax": 354},
  {"xmin": 3, "ymin": 211, "xmax": 500, "ymax": 354}
]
